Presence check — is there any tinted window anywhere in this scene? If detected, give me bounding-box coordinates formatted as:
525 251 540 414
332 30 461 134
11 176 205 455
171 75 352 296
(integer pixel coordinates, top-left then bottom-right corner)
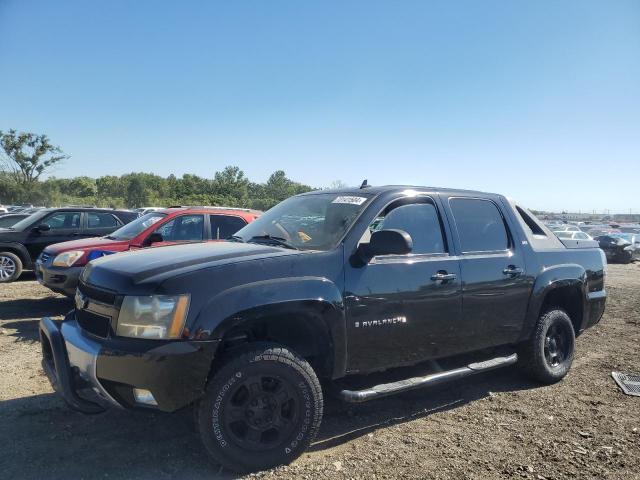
88 212 119 229
515 206 546 236
450 198 509 252
42 212 81 230
210 215 247 239
0 215 27 228
373 202 446 255
154 214 204 241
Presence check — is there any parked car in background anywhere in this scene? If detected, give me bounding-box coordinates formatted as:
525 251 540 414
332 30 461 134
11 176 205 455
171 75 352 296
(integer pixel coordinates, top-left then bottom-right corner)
134 207 164 216
554 231 593 240
594 235 635 264
0 213 30 228
36 207 260 296
0 206 8 214
619 225 640 234
608 233 640 261
2 206 45 215
0 208 138 283
551 225 582 233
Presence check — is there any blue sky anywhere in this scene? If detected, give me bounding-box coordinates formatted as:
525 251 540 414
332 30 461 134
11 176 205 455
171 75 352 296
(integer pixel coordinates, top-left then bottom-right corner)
1 1 638 212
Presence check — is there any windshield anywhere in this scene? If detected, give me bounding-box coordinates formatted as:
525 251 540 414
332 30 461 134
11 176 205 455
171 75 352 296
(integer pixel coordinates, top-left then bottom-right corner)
7 210 49 231
233 193 373 251
107 212 166 240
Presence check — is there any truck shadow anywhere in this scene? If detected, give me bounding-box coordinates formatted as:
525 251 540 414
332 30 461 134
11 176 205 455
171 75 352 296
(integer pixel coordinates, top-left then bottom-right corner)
0 367 537 480
314 366 535 451
0 298 71 342
0 297 71 321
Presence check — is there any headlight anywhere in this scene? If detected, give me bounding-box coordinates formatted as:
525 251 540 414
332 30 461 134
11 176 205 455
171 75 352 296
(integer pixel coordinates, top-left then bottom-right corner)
116 294 190 339
52 250 85 267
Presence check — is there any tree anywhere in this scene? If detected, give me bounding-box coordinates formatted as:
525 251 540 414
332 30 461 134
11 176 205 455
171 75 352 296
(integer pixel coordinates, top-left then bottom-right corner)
0 130 68 187
69 176 97 197
212 166 249 206
329 180 348 189
124 176 150 208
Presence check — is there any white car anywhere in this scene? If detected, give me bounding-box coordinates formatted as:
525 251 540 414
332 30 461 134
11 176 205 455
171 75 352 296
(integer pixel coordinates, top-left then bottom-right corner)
134 207 163 216
551 225 582 233
555 231 593 240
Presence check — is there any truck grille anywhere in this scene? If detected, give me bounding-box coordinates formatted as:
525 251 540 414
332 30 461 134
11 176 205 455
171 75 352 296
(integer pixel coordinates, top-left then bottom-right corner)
77 309 112 338
78 281 117 305
75 281 119 338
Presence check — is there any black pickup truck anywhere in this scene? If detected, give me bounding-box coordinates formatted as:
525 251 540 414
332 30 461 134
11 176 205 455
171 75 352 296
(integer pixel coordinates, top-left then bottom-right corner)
40 186 606 472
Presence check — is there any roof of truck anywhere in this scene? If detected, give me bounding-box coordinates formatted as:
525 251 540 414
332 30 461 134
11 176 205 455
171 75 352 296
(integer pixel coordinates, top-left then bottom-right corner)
301 185 495 197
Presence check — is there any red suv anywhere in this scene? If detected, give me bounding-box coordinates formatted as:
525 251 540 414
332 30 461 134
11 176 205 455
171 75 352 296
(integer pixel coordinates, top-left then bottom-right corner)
36 207 260 296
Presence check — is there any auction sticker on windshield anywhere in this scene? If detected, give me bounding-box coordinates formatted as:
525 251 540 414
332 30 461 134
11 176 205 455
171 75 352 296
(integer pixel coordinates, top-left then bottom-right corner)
332 196 368 205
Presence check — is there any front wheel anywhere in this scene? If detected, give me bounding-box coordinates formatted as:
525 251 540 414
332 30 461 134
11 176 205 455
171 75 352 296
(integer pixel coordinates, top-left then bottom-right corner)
0 252 22 283
197 343 323 473
518 309 576 384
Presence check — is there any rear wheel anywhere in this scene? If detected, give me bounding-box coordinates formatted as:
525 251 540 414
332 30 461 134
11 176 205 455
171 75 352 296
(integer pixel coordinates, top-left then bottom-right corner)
197 343 323 473
518 309 575 384
0 252 22 283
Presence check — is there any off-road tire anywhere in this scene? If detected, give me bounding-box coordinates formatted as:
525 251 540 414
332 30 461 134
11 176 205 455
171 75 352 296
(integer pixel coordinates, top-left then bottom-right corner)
518 309 575 384
197 342 323 473
0 251 22 283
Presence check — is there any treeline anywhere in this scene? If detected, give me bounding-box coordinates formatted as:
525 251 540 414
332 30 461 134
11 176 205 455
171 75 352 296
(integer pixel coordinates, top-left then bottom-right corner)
0 166 314 211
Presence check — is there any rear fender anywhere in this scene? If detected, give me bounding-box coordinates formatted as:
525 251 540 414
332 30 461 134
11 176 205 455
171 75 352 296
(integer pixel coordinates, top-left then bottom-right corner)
193 276 347 378
519 264 587 341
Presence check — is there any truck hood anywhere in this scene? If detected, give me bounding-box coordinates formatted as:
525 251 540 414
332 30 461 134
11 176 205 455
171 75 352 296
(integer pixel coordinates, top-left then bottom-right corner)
43 236 130 255
81 241 299 292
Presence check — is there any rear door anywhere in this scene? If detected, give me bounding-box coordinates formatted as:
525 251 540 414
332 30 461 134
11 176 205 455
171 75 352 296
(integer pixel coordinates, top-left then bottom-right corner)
209 214 248 240
84 212 123 238
442 196 530 350
26 210 83 259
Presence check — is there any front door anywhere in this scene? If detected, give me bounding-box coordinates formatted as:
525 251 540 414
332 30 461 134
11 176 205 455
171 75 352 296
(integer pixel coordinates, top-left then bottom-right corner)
26 211 83 259
344 196 463 373
144 214 205 247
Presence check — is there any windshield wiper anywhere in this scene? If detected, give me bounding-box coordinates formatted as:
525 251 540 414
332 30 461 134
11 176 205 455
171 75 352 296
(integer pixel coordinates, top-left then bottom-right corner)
229 235 246 243
246 234 299 250
104 235 118 240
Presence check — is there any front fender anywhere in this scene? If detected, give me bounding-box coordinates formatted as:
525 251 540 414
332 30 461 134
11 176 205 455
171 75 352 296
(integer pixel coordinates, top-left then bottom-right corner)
519 263 587 341
194 276 347 377
0 242 32 268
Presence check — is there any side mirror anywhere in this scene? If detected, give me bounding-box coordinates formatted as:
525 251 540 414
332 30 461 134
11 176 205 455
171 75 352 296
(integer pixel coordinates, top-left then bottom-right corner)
36 223 51 232
353 229 413 265
144 232 163 246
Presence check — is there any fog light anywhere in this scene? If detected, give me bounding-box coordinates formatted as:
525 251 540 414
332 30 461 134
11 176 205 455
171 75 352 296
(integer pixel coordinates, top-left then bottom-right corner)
133 388 157 406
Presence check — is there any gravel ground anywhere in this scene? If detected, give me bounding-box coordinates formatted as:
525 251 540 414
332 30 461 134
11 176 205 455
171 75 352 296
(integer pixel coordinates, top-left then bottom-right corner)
0 265 638 480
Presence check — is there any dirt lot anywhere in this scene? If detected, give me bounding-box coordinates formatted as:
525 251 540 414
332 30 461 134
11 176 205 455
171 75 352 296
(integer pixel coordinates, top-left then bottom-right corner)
1 265 639 480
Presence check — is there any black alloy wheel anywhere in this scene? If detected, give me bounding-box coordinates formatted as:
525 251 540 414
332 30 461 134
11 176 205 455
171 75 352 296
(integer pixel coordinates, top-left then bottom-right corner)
518 309 576 384
222 373 300 451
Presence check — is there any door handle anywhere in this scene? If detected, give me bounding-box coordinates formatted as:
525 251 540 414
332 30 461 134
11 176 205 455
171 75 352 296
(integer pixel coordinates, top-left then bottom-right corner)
431 271 457 282
502 265 524 276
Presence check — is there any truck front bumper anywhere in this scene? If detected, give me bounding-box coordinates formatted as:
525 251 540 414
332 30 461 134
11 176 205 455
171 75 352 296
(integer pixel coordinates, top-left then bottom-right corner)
39 313 220 413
